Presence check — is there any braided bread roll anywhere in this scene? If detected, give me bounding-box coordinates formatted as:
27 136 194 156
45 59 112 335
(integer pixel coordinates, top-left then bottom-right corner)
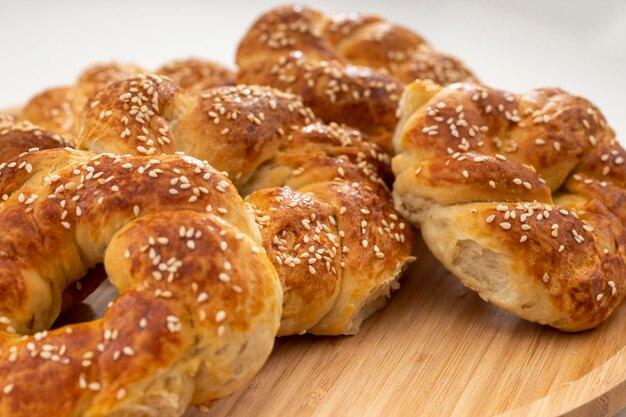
236 5 477 152
76 73 415 336
392 80 626 331
0 147 281 416
21 59 235 140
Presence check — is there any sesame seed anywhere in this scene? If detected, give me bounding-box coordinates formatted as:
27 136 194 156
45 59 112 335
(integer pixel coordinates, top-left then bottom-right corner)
499 222 511 230
116 388 127 400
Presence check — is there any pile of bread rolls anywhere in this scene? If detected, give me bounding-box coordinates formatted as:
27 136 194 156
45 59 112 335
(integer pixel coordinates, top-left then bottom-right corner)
0 4 622 417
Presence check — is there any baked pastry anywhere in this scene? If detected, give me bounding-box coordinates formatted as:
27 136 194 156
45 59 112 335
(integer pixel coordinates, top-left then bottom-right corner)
21 62 144 140
236 5 477 152
20 59 235 140
156 58 236 90
0 147 281 416
392 79 626 331
0 115 70 163
77 74 416 336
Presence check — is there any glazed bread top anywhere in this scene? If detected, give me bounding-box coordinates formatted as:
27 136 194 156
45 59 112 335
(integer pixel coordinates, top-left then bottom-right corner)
392 79 626 331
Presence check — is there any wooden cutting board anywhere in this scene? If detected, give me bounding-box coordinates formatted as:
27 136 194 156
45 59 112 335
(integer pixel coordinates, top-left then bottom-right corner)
57 233 626 417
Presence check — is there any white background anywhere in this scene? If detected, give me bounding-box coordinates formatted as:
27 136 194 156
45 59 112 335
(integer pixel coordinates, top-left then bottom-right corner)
2 1 626 414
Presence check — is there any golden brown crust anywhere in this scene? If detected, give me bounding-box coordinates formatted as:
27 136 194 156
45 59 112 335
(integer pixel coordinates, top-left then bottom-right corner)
21 87 81 138
323 13 477 85
21 63 145 139
300 180 415 335
0 149 281 416
4 73 415 414
156 58 236 90
0 148 91 203
77 62 146 97
246 187 340 335
236 5 338 64
172 85 315 184
20 59 236 140
77 73 180 157
3 50 416 416
77 78 415 337
238 52 401 152
0 119 70 163
393 80 626 331
394 152 552 208
236 5 477 151
420 200 624 331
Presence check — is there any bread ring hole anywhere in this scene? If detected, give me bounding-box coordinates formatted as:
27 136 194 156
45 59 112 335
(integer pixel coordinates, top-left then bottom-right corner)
52 264 119 328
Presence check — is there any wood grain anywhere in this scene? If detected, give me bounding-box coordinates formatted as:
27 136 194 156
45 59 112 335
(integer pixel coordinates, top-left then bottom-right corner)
57 234 626 417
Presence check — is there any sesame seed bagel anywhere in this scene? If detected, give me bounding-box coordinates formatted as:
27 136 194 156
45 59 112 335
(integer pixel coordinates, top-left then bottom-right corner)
76 73 415 336
21 59 235 140
236 4 477 152
392 79 626 331
0 148 282 416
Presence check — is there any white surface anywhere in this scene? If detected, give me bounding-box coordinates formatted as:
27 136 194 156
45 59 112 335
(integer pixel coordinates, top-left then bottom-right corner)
1 0 625 141
2 1 626 415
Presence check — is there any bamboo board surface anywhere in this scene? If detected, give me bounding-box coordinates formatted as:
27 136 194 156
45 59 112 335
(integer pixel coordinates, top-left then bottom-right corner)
57 234 626 417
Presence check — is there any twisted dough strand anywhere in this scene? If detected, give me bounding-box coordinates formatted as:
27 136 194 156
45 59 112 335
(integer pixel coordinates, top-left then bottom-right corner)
0 115 70 163
0 148 281 416
393 80 626 331
77 73 415 336
21 59 235 140
236 5 477 152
